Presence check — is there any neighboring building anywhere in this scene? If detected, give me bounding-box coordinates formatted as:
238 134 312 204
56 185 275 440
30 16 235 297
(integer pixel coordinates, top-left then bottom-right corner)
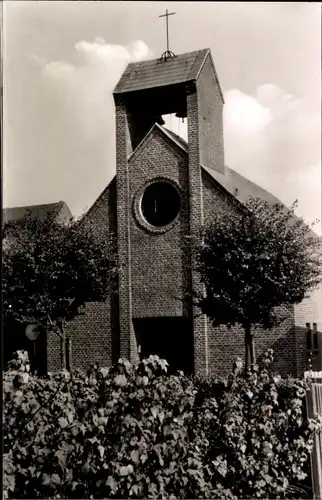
3 201 72 371
3 201 72 226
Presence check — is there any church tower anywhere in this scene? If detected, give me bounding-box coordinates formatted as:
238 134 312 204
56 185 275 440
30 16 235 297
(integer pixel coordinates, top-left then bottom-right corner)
113 48 225 375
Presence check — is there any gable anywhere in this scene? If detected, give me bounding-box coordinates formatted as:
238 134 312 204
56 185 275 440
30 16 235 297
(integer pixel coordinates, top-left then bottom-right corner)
80 176 117 237
128 123 187 165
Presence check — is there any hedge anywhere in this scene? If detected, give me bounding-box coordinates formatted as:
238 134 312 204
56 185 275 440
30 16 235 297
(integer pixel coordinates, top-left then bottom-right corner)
3 349 322 499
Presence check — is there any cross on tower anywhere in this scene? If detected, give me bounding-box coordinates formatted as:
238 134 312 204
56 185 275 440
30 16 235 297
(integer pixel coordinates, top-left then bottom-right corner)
159 9 176 61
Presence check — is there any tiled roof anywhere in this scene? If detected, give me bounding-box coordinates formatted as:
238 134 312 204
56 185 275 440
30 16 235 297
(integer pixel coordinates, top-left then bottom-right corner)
3 201 65 224
201 165 282 207
157 125 317 237
159 125 189 153
159 125 284 207
114 49 209 94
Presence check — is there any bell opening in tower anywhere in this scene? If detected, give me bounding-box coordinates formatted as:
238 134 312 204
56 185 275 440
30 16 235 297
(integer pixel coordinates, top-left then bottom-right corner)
161 114 188 143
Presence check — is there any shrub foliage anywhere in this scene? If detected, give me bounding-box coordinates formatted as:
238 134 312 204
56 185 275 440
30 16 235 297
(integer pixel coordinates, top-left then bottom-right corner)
4 350 322 499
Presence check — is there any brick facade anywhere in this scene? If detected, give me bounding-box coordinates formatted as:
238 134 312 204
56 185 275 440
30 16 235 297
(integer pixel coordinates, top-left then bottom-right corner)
197 54 225 175
129 131 190 319
44 48 321 378
47 179 119 373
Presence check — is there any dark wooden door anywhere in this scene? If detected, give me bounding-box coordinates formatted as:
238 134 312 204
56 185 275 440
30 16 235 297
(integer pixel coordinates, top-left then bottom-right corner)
134 317 194 375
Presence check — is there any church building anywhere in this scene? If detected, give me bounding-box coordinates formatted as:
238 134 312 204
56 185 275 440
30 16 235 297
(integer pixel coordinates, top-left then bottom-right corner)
46 47 320 377
5 48 321 377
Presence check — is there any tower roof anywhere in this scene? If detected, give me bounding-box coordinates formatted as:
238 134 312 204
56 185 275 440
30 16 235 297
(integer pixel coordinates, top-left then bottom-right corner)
114 48 212 94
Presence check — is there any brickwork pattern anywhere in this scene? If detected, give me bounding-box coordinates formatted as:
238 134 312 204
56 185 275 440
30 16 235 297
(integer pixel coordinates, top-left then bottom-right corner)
129 130 191 319
202 170 302 377
197 55 225 175
186 85 208 375
114 95 139 364
46 179 119 373
295 285 322 332
48 50 321 379
208 312 297 378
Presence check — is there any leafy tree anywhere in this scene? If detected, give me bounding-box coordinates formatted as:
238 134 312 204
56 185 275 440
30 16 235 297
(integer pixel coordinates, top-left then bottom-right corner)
3 214 117 370
195 198 322 372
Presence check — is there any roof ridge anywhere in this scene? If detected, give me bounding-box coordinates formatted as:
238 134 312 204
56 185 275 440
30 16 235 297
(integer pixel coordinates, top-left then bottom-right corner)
113 48 213 94
125 48 206 67
3 201 63 211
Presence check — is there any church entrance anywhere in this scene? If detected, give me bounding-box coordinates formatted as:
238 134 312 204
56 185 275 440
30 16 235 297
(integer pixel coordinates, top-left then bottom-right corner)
133 317 194 375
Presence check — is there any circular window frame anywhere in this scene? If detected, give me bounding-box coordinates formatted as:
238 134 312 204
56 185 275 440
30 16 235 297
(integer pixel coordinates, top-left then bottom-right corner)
133 177 182 234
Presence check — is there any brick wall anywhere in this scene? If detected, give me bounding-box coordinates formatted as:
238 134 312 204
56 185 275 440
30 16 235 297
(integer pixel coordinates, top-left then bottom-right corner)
207 313 297 378
294 284 322 332
114 95 139 364
186 83 208 375
197 54 225 175
129 129 191 318
294 285 322 375
202 170 299 377
47 179 119 373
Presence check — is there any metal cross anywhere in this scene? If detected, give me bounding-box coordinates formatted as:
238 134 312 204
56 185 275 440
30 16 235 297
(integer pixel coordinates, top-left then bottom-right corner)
159 9 176 54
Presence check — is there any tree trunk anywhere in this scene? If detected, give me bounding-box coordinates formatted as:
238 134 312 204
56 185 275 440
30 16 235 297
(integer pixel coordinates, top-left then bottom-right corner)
250 331 256 369
245 324 256 373
66 337 72 371
59 323 66 371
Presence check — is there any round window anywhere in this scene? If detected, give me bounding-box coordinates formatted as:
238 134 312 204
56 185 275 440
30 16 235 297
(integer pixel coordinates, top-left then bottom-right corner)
141 181 181 227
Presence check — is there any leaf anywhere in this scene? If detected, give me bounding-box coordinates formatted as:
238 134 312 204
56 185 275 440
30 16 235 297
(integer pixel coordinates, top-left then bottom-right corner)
41 474 51 486
67 410 74 424
121 464 134 476
106 476 117 491
158 410 165 424
240 444 247 454
58 417 68 429
213 457 227 477
113 374 127 387
130 449 139 464
263 474 273 484
98 445 105 459
163 425 172 437
55 449 67 466
4 474 15 492
151 406 158 419
51 473 61 485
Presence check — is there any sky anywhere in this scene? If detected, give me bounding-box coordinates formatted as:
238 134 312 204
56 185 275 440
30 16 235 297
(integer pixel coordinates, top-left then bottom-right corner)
3 1 321 232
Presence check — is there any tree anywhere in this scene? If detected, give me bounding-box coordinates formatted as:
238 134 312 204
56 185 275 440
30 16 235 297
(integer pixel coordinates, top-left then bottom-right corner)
195 198 322 373
3 214 117 371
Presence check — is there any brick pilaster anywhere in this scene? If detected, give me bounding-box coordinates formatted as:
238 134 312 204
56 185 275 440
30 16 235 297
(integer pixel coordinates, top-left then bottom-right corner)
114 95 138 363
186 85 208 375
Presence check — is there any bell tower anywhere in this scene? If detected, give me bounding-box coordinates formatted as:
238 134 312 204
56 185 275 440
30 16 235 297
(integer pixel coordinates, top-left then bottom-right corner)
113 48 225 374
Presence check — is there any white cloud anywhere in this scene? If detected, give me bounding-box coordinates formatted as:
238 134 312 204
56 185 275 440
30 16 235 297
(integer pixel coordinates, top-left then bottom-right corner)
223 84 321 232
31 42 320 232
224 89 272 132
35 39 153 141
164 83 320 232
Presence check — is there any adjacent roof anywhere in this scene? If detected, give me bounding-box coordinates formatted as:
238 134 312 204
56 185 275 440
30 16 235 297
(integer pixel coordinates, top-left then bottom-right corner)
3 201 66 225
114 49 209 94
158 125 283 208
